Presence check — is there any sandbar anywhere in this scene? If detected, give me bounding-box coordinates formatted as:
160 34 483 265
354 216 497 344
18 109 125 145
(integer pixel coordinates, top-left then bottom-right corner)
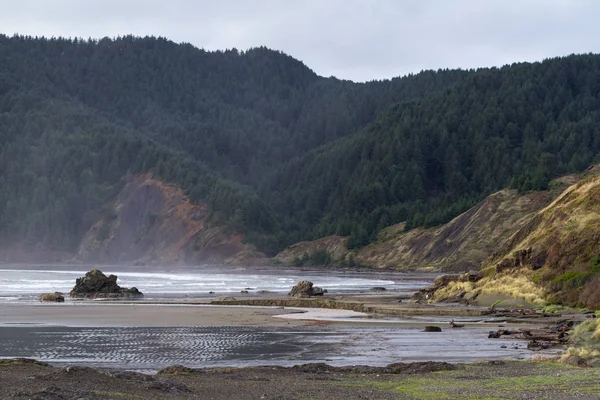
0 303 305 327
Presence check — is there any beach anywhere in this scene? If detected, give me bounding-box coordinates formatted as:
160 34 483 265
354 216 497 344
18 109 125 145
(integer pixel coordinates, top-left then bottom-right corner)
0 303 305 327
0 266 596 399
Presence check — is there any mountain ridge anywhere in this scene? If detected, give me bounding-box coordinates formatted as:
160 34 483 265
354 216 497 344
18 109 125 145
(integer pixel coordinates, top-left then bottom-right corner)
2 35 600 261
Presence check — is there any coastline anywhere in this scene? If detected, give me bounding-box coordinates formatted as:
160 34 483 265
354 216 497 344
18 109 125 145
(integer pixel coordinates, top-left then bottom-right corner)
0 294 596 398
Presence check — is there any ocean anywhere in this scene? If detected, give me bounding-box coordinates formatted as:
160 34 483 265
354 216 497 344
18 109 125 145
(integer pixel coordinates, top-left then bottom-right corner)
0 264 431 303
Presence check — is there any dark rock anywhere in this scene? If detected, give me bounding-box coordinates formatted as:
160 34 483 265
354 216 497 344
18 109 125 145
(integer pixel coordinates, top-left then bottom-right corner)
466 270 483 282
433 274 463 287
289 280 326 297
311 287 327 296
39 292 65 302
208 291 215 294
69 269 143 299
369 286 387 292
424 326 442 332
240 290 249 294
488 331 501 339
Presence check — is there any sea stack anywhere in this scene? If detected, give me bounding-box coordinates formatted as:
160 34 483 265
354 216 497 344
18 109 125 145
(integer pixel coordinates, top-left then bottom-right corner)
69 269 143 299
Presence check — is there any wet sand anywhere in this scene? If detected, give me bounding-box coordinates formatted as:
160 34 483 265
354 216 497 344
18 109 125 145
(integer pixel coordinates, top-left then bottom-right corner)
0 303 306 327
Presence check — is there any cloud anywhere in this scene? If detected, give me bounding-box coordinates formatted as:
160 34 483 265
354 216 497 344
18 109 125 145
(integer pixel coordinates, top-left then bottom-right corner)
1 0 598 81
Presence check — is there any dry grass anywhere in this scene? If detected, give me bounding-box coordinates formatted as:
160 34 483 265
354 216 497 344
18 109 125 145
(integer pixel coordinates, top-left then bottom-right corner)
432 281 475 301
476 274 546 305
561 319 600 366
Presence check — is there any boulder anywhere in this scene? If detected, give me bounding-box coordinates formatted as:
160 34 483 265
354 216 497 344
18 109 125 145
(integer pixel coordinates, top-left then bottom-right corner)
424 326 442 332
69 269 143 299
40 292 65 302
288 280 326 297
369 286 387 292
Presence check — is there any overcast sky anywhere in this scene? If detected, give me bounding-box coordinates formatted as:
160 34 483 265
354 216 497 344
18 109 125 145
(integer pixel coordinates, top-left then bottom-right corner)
1 0 598 81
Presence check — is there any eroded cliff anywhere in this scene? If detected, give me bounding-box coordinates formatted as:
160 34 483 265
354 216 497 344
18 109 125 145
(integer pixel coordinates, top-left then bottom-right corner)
77 175 267 266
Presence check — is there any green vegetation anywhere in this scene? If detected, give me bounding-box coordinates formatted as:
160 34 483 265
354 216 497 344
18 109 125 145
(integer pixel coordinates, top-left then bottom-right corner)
562 319 600 366
2 34 600 256
292 249 333 267
347 362 600 399
551 271 593 288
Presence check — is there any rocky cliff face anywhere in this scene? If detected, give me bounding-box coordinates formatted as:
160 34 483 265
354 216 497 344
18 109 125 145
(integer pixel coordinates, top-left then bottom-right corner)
77 174 267 266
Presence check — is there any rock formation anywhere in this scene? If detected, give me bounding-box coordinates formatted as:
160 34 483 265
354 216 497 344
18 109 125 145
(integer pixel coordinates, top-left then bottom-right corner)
288 280 326 297
69 269 143 299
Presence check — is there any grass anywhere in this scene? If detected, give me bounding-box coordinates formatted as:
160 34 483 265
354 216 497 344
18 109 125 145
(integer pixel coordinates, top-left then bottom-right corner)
344 362 600 399
431 270 547 306
551 271 592 287
561 319 600 366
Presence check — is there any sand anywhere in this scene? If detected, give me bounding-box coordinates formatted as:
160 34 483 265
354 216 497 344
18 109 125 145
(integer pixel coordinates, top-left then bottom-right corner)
0 303 306 327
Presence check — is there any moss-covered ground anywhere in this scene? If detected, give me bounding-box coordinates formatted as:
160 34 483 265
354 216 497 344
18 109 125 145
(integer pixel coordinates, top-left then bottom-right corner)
346 361 600 399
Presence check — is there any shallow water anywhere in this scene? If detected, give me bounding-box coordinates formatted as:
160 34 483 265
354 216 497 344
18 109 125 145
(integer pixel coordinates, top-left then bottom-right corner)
0 325 553 371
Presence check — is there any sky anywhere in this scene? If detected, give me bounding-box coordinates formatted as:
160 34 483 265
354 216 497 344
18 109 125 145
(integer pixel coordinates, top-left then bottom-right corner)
1 0 598 82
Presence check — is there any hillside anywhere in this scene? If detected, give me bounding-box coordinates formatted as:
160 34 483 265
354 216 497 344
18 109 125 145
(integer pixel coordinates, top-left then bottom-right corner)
0 34 466 257
355 187 568 271
265 55 600 247
2 35 600 262
77 174 267 266
273 177 574 270
429 166 600 309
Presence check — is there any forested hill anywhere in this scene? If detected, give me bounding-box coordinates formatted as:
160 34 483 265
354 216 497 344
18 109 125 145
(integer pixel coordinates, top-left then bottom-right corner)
266 55 600 247
1 34 599 260
0 34 465 255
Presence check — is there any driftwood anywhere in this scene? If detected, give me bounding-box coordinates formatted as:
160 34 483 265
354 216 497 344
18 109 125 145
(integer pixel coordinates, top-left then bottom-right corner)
449 320 464 328
488 320 575 347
